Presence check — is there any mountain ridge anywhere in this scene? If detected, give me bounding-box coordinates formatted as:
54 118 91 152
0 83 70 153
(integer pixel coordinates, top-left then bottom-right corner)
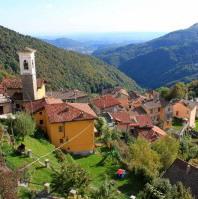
94 24 198 88
0 25 140 92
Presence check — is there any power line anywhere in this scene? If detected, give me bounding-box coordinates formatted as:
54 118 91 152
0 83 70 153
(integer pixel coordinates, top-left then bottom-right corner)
19 123 93 171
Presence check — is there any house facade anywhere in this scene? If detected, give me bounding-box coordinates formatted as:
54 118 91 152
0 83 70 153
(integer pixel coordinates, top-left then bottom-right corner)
25 100 97 154
91 95 121 115
172 100 197 128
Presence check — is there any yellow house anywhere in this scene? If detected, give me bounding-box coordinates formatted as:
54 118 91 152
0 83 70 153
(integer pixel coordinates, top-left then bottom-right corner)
24 97 63 132
172 100 197 128
24 99 97 155
44 103 97 155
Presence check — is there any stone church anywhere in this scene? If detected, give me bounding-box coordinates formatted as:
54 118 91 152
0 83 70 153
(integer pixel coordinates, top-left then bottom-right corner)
0 47 46 114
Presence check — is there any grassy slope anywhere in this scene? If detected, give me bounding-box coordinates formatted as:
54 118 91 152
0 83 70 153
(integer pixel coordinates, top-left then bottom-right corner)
1 136 140 198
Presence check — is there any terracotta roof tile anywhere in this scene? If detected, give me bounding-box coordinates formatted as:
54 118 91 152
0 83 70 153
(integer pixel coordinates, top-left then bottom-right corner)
24 97 63 113
117 98 129 108
111 111 132 124
45 103 97 123
92 95 120 109
1 78 45 89
134 115 153 128
46 89 87 100
137 126 167 142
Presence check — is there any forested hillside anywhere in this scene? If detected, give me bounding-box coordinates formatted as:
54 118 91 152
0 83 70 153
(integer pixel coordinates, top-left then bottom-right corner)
0 25 140 92
94 23 198 88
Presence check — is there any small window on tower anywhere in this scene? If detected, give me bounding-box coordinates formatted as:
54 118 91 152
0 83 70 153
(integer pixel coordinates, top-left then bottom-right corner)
23 60 29 70
32 60 34 67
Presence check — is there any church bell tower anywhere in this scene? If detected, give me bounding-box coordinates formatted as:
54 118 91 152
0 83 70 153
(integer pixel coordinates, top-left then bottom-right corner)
18 47 37 101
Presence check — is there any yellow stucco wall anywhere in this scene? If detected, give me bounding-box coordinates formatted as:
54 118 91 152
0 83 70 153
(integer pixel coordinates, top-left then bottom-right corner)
37 84 46 99
46 120 95 154
32 109 95 154
33 109 47 132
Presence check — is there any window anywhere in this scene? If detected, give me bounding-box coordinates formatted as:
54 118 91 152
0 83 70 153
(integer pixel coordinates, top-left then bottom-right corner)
158 108 160 112
39 111 42 115
60 139 63 144
58 126 63 132
0 106 3 115
150 109 153 114
23 60 29 70
176 111 179 116
39 120 43 125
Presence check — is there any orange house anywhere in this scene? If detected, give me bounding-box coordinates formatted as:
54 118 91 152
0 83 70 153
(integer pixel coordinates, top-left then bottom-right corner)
24 97 63 132
172 100 197 128
25 99 97 155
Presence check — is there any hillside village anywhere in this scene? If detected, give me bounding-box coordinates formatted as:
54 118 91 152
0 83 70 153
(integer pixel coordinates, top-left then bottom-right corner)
1 48 198 198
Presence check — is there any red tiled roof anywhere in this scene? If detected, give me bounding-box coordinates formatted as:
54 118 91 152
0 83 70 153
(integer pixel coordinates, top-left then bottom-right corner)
24 97 63 113
117 98 129 108
111 111 132 124
46 89 87 100
1 78 45 89
138 126 167 142
67 103 97 117
45 103 97 123
92 95 120 109
134 115 153 128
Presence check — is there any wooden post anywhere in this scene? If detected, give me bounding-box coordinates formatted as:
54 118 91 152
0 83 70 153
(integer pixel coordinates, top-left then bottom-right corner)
27 149 32 158
44 183 50 194
45 159 50 168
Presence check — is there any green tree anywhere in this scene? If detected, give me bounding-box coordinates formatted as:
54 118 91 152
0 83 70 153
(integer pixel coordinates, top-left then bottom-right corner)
13 112 36 141
171 182 194 199
137 178 194 199
129 138 161 180
95 117 108 133
51 163 90 197
157 87 170 99
167 82 187 100
152 136 179 170
90 178 120 199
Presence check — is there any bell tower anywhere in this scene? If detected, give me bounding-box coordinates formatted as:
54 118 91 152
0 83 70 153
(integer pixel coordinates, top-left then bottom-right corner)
18 47 37 101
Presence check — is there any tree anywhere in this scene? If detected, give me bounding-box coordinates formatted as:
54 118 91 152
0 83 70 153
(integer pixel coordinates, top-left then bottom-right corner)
129 138 161 181
90 178 120 199
137 178 194 199
51 163 90 197
13 112 36 141
0 155 19 199
137 178 172 199
171 182 194 199
157 87 170 99
95 117 108 133
152 136 179 170
167 82 187 100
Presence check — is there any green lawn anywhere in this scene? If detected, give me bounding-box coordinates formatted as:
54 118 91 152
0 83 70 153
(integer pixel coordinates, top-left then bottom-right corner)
1 136 140 198
194 120 198 131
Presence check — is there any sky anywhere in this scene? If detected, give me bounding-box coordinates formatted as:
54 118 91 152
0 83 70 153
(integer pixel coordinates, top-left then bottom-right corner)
0 0 198 35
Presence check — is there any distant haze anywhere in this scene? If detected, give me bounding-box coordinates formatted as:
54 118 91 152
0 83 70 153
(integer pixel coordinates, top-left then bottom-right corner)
38 32 166 43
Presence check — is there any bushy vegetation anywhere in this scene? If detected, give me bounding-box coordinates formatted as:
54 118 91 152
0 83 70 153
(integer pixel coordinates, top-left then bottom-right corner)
13 112 36 141
137 178 194 199
0 25 140 92
157 80 198 100
51 162 90 197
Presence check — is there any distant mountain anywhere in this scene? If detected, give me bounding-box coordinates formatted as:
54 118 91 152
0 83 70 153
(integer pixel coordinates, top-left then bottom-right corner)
43 37 136 54
94 24 198 88
43 38 93 54
0 25 140 92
